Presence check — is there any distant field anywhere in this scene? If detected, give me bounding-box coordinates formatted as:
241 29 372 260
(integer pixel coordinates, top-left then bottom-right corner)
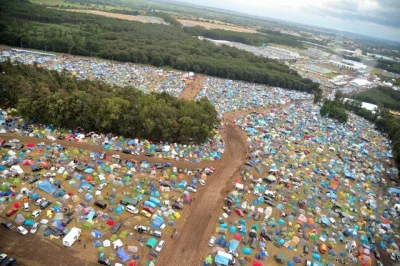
64 9 165 24
178 19 257 33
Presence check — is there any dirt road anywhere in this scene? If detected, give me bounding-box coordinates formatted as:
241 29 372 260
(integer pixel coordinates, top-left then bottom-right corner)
179 75 205 101
157 121 249 266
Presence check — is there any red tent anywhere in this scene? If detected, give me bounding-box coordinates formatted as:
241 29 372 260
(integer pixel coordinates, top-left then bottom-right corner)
234 233 241 240
129 261 136 266
106 220 115 226
27 143 35 148
13 202 21 208
253 261 263 266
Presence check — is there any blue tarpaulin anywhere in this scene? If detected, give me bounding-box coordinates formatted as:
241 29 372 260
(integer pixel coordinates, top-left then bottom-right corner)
229 240 239 252
116 248 130 262
38 180 57 194
215 252 230 266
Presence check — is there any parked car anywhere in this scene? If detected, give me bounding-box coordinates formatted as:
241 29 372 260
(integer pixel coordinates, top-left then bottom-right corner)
126 205 139 214
111 223 122 234
134 225 149 233
97 258 111 266
250 237 257 249
222 207 231 215
0 256 16 266
149 230 162 238
0 254 6 263
35 198 44 206
17 226 28 235
94 200 107 209
186 186 197 193
39 200 52 210
209 236 216 246
234 208 245 217
172 202 184 210
30 223 39 234
143 206 155 214
6 208 18 217
155 240 165 252
1 221 15 230
140 210 152 218
97 183 107 191
61 217 73 227
31 209 41 218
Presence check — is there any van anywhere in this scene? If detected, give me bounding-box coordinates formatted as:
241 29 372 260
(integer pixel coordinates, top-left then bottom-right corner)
24 202 30 212
94 200 107 209
126 205 138 214
264 190 276 199
319 244 327 254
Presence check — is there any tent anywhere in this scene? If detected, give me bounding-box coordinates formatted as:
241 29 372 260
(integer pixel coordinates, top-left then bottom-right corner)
214 251 233 266
38 179 57 194
117 248 130 262
146 238 157 248
229 240 239 252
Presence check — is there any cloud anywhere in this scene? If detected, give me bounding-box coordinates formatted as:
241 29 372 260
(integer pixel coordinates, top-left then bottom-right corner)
302 0 400 28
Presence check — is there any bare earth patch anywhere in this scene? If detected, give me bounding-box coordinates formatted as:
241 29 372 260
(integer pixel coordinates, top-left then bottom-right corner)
178 19 257 33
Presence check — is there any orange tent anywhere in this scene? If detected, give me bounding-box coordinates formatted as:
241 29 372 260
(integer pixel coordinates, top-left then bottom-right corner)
331 183 338 190
308 217 315 225
178 173 185 179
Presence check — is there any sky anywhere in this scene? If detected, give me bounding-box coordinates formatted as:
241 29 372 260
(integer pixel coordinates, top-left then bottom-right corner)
178 0 400 42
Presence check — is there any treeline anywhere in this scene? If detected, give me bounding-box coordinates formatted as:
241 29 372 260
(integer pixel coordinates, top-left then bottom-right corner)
0 61 218 143
375 59 400 74
184 26 304 48
320 93 399 173
320 100 348 123
0 0 319 94
353 86 400 111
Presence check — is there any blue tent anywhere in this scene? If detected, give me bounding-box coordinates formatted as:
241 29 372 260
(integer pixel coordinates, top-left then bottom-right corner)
215 253 230 266
151 217 164 229
388 188 400 195
84 168 94 174
91 230 102 238
116 248 130 262
229 240 239 252
38 179 56 194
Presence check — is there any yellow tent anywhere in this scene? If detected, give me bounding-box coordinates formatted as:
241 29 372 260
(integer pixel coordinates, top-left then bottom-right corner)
174 212 181 219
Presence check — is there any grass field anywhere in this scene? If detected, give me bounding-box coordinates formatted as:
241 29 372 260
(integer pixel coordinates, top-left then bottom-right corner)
64 9 165 23
178 19 257 33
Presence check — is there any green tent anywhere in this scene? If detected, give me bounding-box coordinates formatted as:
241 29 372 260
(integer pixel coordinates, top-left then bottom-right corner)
82 220 94 230
146 238 157 248
205 255 213 264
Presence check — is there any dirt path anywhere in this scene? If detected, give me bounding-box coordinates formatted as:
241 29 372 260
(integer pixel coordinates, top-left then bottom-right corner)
157 121 249 266
179 75 204 100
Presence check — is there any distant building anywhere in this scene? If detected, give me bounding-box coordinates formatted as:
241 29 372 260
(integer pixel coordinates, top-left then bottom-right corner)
307 48 330 59
329 59 367 72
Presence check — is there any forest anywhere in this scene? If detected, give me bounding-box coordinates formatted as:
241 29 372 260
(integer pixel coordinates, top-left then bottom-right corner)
375 59 400 74
184 26 305 48
0 61 219 143
0 0 319 94
353 86 400 111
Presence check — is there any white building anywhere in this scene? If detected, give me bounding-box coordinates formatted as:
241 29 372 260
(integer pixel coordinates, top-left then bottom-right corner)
329 59 367 72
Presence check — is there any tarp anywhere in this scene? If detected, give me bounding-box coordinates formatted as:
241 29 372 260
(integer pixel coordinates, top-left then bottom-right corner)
116 248 130 262
215 251 232 266
38 179 57 194
229 240 239 252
